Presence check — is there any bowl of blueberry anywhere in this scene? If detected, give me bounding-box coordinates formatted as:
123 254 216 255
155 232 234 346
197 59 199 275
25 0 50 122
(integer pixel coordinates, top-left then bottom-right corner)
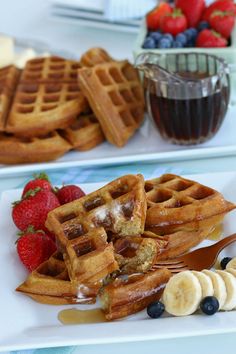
133 0 236 66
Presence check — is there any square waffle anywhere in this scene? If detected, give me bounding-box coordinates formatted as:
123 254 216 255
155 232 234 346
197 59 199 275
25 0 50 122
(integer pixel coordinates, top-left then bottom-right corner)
80 47 114 67
99 268 171 320
78 60 145 147
0 65 20 130
145 174 236 235
45 174 147 248
0 131 71 164
62 113 105 151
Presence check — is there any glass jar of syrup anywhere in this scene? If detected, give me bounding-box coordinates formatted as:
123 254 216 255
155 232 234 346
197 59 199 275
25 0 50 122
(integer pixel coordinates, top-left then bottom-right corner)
136 53 230 145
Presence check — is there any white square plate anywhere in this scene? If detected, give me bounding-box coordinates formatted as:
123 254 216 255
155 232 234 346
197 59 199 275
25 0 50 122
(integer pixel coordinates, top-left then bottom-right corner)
1 105 236 177
1 171 236 352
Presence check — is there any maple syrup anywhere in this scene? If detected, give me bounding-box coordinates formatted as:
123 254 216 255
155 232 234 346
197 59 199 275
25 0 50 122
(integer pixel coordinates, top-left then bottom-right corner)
58 308 107 325
207 224 223 241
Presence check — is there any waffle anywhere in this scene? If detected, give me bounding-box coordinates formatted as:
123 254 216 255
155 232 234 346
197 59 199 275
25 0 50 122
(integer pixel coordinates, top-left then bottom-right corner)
62 113 105 151
145 174 236 235
0 65 20 130
6 81 88 137
99 268 171 320
78 60 145 147
114 236 166 274
20 56 82 83
80 47 114 67
0 131 71 164
16 252 96 305
46 174 147 249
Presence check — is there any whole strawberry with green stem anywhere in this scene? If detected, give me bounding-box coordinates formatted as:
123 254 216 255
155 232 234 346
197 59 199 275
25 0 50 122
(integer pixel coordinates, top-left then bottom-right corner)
146 2 173 30
22 172 52 198
209 10 235 39
160 8 187 36
196 29 227 47
56 184 86 205
202 0 236 22
12 187 60 232
16 226 57 271
175 0 205 27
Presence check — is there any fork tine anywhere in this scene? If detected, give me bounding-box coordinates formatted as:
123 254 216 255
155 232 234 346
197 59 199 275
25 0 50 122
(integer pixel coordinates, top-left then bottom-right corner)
152 262 186 270
154 259 184 266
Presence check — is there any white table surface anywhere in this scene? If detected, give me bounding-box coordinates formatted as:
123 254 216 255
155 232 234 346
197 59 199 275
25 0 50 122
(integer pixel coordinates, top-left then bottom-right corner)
1 1 236 353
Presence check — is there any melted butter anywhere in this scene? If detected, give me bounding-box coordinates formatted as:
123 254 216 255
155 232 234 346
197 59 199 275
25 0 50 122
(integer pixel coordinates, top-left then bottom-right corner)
207 224 223 241
58 308 107 325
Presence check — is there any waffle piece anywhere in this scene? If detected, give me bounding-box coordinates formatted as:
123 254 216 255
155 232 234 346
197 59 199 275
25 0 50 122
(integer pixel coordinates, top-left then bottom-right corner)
6 81 88 137
145 174 236 235
0 65 20 130
16 252 96 305
0 131 71 164
78 60 145 147
45 174 147 249
80 48 114 67
62 113 105 151
64 227 118 285
20 56 82 83
99 268 171 320
114 236 166 274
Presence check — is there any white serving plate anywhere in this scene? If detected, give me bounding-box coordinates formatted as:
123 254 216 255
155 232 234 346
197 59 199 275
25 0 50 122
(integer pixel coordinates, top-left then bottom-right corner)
1 171 236 352
1 104 236 176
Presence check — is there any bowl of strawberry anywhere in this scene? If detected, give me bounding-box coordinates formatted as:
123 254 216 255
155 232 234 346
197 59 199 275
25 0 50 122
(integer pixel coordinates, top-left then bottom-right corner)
133 0 236 64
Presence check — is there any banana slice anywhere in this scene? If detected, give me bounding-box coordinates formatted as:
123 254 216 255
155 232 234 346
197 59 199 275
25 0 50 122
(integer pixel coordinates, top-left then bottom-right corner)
202 270 227 310
226 258 236 270
216 270 236 310
226 269 236 278
162 271 202 316
192 271 214 299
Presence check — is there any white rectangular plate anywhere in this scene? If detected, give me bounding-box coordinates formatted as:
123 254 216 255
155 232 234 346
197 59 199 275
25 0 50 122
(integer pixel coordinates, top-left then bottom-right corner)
1 105 236 177
1 171 236 352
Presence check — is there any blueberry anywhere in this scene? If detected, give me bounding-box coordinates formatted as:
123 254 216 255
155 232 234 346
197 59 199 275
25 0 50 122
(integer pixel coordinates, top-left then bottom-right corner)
200 296 219 315
186 39 196 48
198 21 210 32
150 31 162 43
220 257 232 270
185 28 198 40
142 37 156 49
172 40 184 48
158 38 172 49
147 301 165 318
175 33 188 46
163 33 174 44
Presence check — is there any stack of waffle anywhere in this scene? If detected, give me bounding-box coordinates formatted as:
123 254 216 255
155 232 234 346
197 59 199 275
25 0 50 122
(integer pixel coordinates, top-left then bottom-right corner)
0 48 145 164
17 173 236 320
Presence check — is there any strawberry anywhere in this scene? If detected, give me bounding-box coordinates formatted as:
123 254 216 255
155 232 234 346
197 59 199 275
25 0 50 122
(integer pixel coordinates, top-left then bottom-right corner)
175 0 205 27
202 0 236 22
209 10 235 39
160 9 187 36
196 29 227 47
16 227 56 271
22 173 52 198
57 185 86 205
12 188 60 232
146 2 173 30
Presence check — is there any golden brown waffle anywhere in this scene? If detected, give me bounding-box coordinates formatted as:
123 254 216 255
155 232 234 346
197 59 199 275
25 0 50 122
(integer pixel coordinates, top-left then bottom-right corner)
0 131 71 164
145 174 236 235
6 81 88 137
0 65 20 130
62 113 105 151
45 174 147 249
114 236 165 274
99 268 171 320
20 56 82 83
80 47 113 67
78 60 145 147
16 252 96 305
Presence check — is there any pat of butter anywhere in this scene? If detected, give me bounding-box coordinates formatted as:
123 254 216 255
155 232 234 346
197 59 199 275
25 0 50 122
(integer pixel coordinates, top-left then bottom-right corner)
14 48 37 69
0 34 14 68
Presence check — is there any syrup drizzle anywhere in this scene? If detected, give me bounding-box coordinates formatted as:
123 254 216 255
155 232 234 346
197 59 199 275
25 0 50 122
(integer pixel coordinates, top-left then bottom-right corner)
58 308 107 325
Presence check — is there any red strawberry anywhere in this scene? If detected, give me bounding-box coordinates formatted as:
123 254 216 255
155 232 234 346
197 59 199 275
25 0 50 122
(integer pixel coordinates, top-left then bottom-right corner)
202 0 236 22
57 185 86 205
12 188 60 232
160 8 187 36
175 0 205 27
209 10 235 39
22 173 52 198
146 2 173 30
16 227 56 271
196 29 227 47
